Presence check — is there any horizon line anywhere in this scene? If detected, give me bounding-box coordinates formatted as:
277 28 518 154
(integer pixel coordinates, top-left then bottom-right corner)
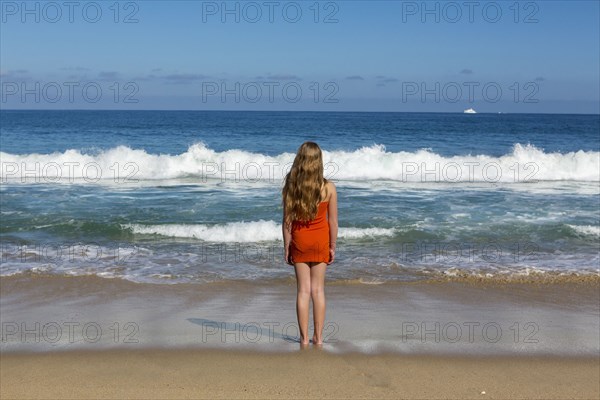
1 109 599 116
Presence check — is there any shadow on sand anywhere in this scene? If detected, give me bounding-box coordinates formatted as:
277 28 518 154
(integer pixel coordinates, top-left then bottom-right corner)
187 318 306 344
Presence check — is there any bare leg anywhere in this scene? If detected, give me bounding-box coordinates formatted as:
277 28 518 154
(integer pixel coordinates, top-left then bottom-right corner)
293 262 311 345
310 262 327 345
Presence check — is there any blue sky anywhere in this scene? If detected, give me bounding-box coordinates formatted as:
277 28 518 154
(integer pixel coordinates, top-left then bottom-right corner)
1 0 599 112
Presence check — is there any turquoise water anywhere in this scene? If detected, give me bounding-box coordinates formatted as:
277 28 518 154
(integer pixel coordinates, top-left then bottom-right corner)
1 110 599 283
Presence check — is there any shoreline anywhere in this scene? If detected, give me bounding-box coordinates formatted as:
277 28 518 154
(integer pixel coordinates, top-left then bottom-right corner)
2 275 598 357
2 348 599 399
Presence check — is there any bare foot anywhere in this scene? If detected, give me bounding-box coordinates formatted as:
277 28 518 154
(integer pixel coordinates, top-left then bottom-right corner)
312 335 323 345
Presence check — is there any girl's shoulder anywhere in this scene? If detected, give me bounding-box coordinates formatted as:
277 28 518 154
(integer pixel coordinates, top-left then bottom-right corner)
324 179 336 191
322 179 336 202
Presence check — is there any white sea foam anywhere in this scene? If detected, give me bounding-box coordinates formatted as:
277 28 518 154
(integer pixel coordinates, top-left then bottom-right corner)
1 142 598 183
568 224 600 238
122 221 396 242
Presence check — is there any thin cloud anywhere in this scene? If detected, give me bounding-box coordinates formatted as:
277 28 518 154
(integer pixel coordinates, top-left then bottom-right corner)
265 74 301 80
375 76 398 84
535 76 545 82
60 67 90 72
0 69 30 78
163 73 208 80
98 71 120 80
66 74 90 80
345 75 364 80
129 72 211 83
132 74 158 81
163 73 210 84
460 69 473 75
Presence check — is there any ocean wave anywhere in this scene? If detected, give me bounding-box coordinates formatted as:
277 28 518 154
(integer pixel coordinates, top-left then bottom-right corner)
2 240 598 285
1 142 598 183
567 224 600 238
122 221 396 242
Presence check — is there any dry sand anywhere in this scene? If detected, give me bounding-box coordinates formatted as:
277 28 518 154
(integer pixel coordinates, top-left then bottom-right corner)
1 348 598 399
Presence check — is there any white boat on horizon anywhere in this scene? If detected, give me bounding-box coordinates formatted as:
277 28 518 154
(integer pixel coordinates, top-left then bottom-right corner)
463 108 477 114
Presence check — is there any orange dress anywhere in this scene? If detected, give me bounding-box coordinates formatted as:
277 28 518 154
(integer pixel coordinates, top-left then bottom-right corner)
290 201 330 263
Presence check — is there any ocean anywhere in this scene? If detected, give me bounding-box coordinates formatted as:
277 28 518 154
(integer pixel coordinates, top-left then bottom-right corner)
1 110 599 285
1 110 599 355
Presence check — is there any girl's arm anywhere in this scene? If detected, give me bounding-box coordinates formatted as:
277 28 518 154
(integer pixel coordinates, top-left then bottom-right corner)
282 211 292 264
327 182 338 263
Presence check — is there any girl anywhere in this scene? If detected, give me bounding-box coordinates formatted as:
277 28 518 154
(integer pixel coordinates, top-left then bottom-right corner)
282 141 338 347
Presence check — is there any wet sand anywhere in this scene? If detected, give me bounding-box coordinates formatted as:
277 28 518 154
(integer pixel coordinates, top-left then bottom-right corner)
1 275 599 355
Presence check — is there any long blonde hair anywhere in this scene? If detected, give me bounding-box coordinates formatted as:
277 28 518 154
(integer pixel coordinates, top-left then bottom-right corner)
282 141 328 226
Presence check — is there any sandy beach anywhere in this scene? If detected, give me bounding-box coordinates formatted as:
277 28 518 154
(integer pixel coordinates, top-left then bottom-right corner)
1 275 599 399
2 348 598 399
2 275 599 355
